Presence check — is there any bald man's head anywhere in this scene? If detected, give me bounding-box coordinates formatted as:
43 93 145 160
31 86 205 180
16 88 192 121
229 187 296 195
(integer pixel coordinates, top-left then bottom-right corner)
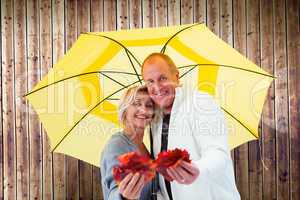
141 53 179 77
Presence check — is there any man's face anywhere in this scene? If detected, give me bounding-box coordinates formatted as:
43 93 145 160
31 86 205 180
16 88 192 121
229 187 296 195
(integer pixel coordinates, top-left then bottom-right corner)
142 57 179 113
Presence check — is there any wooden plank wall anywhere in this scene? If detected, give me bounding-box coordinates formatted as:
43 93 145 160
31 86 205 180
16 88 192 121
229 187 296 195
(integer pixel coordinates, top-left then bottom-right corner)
1 0 299 199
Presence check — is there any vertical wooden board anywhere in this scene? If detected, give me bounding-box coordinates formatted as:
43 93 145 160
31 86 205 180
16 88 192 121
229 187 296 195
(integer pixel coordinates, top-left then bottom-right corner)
232 0 249 199
193 0 206 24
78 0 90 34
104 0 116 31
39 0 53 199
274 0 290 199
0 1 3 199
168 0 180 25
220 0 234 162
155 0 167 26
129 0 141 29
66 0 77 45
14 0 29 199
27 0 43 199
92 169 102 200
207 0 219 35
52 0 66 199
180 0 193 25
90 1 104 199
246 0 263 199
1 0 16 199
287 0 300 199
91 0 103 32
142 0 155 28
117 0 129 30
77 1 93 199
65 1 79 200
220 0 232 45
260 0 276 199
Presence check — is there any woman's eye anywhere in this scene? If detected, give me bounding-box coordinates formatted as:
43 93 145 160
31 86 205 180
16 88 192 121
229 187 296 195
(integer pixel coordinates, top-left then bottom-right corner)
146 103 154 108
133 101 141 106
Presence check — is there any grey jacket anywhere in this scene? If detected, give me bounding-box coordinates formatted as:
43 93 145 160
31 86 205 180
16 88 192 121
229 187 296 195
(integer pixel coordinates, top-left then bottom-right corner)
100 132 152 200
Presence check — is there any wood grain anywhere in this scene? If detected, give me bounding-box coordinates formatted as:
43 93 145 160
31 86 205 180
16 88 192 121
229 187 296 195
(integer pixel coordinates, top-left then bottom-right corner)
168 0 180 25
247 0 263 199
27 0 43 199
274 0 290 199
15 0 29 199
194 0 206 23
232 0 249 199
287 0 300 199
260 0 276 199
207 0 219 35
142 0 155 27
52 0 66 199
155 0 167 26
2 1 16 200
39 0 53 199
0 1 298 199
180 0 193 24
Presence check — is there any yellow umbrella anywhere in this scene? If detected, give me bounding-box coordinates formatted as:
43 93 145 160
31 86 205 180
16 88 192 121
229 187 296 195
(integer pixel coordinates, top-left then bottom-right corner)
25 23 274 167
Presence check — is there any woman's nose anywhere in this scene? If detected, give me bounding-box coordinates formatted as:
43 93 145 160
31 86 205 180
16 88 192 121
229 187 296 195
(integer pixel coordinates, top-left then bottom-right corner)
138 105 147 113
139 105 152 114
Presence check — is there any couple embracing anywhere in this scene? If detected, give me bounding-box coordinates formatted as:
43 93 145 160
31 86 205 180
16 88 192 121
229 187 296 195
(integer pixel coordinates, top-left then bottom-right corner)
100 53 240 200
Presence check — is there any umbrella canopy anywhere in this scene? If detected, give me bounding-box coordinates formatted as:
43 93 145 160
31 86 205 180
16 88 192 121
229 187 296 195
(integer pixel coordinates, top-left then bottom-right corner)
25 23 274 167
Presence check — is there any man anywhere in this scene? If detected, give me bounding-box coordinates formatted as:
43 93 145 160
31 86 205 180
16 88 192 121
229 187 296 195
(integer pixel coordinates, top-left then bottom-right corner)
142 53 240 200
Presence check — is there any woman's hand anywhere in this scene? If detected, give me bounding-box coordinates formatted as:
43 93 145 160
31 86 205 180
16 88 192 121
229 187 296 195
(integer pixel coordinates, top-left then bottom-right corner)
119 173 147 200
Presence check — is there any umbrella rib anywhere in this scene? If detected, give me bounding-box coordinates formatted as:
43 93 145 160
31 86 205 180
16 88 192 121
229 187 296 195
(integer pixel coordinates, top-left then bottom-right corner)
101 71 141 76
178 64 275 78
51 80 141 153
84 33 142 84
100 72 126 87
107 98 120 101
220 107 258 139
177 63 260 139
160 23 202 54
179 65 198 78
125 50 142 85
24 71 141 97
84 33 142 67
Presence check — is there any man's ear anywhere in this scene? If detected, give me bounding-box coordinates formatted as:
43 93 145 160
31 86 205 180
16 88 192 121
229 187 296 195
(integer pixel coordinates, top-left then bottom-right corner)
175 70 180 83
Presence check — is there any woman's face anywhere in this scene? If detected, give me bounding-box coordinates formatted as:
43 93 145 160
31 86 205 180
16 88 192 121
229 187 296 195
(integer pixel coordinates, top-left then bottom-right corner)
124 91 154 130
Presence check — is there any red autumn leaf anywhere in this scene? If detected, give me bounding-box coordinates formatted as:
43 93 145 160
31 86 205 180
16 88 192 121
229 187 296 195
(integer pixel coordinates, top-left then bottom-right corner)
155 148 191 181
113 152 156 184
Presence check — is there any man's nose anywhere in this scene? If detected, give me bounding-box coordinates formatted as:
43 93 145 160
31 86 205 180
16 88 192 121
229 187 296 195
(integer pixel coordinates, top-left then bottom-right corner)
152 82 162 93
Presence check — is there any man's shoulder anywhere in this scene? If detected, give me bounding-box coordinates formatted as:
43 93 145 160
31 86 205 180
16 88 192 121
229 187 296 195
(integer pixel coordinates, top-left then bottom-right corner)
180 86 217 107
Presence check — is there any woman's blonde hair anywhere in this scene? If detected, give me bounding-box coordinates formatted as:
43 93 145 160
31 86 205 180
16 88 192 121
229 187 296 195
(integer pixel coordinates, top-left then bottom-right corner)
118 85 158 125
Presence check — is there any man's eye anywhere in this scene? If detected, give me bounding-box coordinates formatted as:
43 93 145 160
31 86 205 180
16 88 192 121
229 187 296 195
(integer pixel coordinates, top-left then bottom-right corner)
160 76 167 81
146 80 153 85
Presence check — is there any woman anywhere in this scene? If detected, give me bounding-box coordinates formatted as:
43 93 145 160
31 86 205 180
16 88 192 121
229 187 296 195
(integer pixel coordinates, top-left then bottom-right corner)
100 85 157 200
